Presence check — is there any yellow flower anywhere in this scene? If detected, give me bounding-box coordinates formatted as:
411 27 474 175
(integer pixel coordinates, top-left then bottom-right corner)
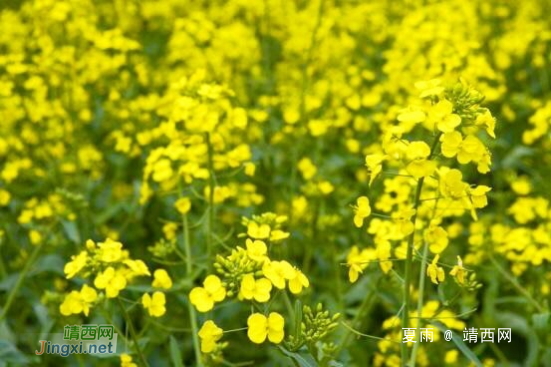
288 268 309 294
152 159 173 182
198 320 223 353
262 260 294 289
406 141 436 179
440 132 487 168
0 189 11 206
469 185 491 208
244 162 256 176
124 259 151 277
429 99 461 133
247 312 285 344
245 239 268 262
475 109 496 138
317 180 334 195
511 176 531 196
427 255 445 284
425 225 449 254
353 196 371 228
231 107 248 128
392 206 416 236
445 350 459 364
365 154 387 186
346 246 373 283
439 169 468 199
468 185 491 220
142 292 166 317
415 79 444 98
449 256 466 285
376 240 393 274
174 197 192 215
97 238 124 263
120 353 138 367
247 222 270 239
163 222 178 240
59 284 97 316
239 274 272 302
94 267 127 298
269 229 290 242
189 275 226 312
64 250 88 279
298 157 317 180
397 107 426 124
152 269 173 289
283 107 300 124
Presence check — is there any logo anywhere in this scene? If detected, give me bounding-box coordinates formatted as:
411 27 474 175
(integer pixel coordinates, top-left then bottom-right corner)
35 324 118 357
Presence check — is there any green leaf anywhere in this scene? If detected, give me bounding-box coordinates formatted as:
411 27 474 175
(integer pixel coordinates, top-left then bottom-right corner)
532 312 550 335
277 346 317 367
30 254 65 276
434 323 482 367
170 336 184 367
294 300 303 339
62 220 80 243
501 146 534 169
496 312 539 366
0 340 32 364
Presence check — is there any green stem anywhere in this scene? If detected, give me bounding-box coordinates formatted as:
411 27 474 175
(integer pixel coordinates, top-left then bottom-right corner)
282 291 296 329
401 133 441 366
401 178 424 365
341 322 400 344
489 255 543 312
0 237 7 279
183 215 192 275
99 304 129 346
410 195 441 366
337 277 380 355
0 241 44 321
187 300 202 367
117 298 149 367
205 132 215 267
179 183 203 367
409 238 429 366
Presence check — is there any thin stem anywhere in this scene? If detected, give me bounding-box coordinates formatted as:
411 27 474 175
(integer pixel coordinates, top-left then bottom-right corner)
371 212 392 219
179 182 203 367
410 193 441 366
337 277 380 355
341 322 400 344
117 298 149 367
0 237 7 279
489 255 543 312
183 215 192 275
409 238 429 366
401 178 424 364
0 241 44 321
99 304 131 350
223 327 248 334
205 132 215 266
282 291 296 331
410 308 478 320
148 318 191 333
400 133 441 366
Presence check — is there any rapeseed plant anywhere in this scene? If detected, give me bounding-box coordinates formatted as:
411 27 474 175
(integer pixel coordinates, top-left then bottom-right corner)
1 0 550 366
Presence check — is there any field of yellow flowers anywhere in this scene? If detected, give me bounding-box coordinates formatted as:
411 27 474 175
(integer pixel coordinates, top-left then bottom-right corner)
1 0 551 366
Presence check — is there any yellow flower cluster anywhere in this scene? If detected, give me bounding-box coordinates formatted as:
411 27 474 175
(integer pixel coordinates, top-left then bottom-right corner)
61 238 172 318
349 80 495 281
1 0 550 365
241 212 290 243
189 212 308 356
348 80 497 364
138 71 260 209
